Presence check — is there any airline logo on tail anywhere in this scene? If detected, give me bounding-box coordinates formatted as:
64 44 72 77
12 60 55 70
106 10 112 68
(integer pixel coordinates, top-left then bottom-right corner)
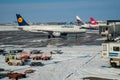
16 14 29 26
90 17 98 25
18 17 23 23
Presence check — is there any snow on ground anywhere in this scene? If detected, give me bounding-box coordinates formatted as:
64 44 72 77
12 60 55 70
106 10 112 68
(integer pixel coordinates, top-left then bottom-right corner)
0 26 18 31
0 45 120 80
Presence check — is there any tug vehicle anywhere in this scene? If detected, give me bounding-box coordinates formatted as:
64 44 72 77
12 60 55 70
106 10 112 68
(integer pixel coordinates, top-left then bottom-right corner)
24 69 35 74
8 72 26 79
41 55 52 60
19 52 30 61
102 42 120 67
30 50 52 60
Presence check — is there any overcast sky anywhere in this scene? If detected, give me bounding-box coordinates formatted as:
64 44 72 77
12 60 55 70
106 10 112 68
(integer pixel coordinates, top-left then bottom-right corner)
0 0 120 23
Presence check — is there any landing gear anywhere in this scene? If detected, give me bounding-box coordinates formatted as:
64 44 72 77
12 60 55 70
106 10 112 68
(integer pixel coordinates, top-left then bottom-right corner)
48 35 55 39
48 33 67 39
48 35 51 39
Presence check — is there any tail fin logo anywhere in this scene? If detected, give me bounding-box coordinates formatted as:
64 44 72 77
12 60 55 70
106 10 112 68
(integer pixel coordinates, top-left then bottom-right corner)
18 17 23 23
91 21 96 24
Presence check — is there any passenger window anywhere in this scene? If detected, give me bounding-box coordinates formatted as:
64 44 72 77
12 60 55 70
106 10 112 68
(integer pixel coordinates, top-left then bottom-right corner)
113 46 120 51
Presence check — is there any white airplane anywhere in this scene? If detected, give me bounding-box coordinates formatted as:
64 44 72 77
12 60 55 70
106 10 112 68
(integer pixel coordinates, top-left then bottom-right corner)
16 14 86 38
76 16 99 29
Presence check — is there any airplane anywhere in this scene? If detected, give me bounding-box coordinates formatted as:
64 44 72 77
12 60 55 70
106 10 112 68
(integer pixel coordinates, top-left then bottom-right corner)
90 17 107 26
76 16 99 29
89 17 98 25
16 14 86 38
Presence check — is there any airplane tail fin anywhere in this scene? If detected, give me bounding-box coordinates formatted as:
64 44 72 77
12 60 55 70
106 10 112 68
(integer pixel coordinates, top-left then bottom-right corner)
90 17 98 25
16 14 29 26
76 16 85 25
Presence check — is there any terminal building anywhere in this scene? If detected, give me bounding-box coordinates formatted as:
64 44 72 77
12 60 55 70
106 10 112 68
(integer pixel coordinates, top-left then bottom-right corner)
99 20 120 39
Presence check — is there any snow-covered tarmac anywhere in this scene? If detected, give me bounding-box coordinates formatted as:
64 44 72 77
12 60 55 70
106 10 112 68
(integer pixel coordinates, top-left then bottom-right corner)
0 26 18 31
0 25 120 80
0 45 120 80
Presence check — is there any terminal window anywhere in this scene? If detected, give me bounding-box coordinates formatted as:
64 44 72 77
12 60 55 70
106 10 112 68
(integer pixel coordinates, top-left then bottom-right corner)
113 46 120 51
103 45 107 51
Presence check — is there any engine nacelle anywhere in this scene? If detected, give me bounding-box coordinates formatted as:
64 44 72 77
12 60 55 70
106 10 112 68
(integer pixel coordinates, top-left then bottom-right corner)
52 32 61 37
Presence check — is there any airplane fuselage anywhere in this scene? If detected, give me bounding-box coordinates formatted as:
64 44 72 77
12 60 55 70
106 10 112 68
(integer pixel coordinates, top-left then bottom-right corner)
16 25 86 37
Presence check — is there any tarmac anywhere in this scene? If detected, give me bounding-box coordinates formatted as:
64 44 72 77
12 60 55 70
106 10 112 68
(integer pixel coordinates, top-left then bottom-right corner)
0 30 102 48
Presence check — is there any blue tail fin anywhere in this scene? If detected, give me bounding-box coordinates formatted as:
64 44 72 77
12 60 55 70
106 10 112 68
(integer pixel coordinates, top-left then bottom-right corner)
16 14 29 26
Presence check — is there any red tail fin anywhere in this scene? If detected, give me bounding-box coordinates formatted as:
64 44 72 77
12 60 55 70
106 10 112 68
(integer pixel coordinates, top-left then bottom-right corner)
90 17 98 25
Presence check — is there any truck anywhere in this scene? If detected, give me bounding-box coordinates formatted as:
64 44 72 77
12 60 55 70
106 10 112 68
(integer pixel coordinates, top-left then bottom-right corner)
102 42 120 67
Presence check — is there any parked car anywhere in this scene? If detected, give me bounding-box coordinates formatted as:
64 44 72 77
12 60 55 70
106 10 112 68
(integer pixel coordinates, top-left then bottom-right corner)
30 50 42 54
50 50 63 54
9 49 23 55
0 68 13 78
30 62 44 66
0 49 8 56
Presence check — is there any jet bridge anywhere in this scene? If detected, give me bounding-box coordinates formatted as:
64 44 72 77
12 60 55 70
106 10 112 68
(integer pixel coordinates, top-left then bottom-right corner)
99 20 120 38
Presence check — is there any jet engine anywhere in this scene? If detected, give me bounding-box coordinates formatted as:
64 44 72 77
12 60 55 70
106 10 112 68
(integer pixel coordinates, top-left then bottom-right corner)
52 32 61 37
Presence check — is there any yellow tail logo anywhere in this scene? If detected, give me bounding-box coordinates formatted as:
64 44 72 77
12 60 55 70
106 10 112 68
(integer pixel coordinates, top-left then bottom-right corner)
18 17 23 23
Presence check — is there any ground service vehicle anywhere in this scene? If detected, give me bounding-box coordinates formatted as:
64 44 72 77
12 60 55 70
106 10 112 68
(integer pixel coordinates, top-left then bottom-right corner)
24 69 35 74
30 61 44 66
5 54 25 66
50 50 62 54
8 73 26 80
9 49 23 55
41 55 52 60
7 59 24 66
30 50 42 59
31 50 52 60
102 42 120 67
0 68 13 78
0 49 8 56
20 52 30 61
